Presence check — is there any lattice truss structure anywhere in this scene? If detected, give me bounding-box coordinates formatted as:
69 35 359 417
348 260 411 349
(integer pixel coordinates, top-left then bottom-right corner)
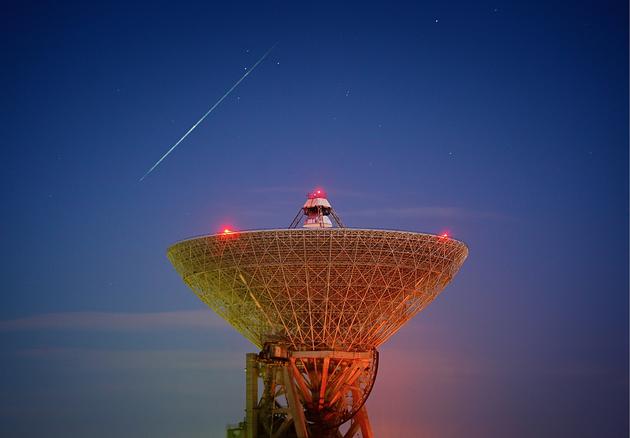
288 350 378 430
249 350 378 438
168 228 468 352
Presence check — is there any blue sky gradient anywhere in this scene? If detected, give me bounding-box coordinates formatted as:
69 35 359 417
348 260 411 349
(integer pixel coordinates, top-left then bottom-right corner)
2 0 628 436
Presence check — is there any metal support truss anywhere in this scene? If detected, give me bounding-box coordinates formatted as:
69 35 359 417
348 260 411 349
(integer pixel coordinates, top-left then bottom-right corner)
239 349 377 437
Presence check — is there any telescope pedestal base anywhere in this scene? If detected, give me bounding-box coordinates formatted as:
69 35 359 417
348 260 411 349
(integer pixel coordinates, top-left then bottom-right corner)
235 350 376 438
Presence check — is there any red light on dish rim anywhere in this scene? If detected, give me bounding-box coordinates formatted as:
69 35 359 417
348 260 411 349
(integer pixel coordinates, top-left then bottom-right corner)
219 225 237 236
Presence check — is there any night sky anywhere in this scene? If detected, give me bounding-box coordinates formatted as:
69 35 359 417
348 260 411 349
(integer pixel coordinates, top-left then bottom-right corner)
2 1 628 437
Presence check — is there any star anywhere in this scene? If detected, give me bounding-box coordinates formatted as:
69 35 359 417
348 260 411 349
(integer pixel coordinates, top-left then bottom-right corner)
435 18 439 23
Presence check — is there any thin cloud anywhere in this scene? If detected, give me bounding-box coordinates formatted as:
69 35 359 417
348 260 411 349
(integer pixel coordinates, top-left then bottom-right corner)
15 347 242 371
248 186 371 199
248 186 306 195
0 310 227 332
348 206 506 220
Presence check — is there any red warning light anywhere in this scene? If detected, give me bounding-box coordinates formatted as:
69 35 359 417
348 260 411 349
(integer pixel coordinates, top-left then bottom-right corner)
219 225 238 238
309 188 327 199
439 231 450 240
219 227 240 240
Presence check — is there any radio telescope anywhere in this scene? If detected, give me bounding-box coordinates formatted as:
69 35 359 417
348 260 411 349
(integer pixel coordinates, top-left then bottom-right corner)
167 189 468 437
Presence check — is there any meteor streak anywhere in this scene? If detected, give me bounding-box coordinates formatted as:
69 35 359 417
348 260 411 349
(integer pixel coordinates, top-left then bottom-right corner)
140 43 277 181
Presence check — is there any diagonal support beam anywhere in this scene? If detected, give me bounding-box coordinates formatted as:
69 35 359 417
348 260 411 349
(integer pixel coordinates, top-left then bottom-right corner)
282 366 309 438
